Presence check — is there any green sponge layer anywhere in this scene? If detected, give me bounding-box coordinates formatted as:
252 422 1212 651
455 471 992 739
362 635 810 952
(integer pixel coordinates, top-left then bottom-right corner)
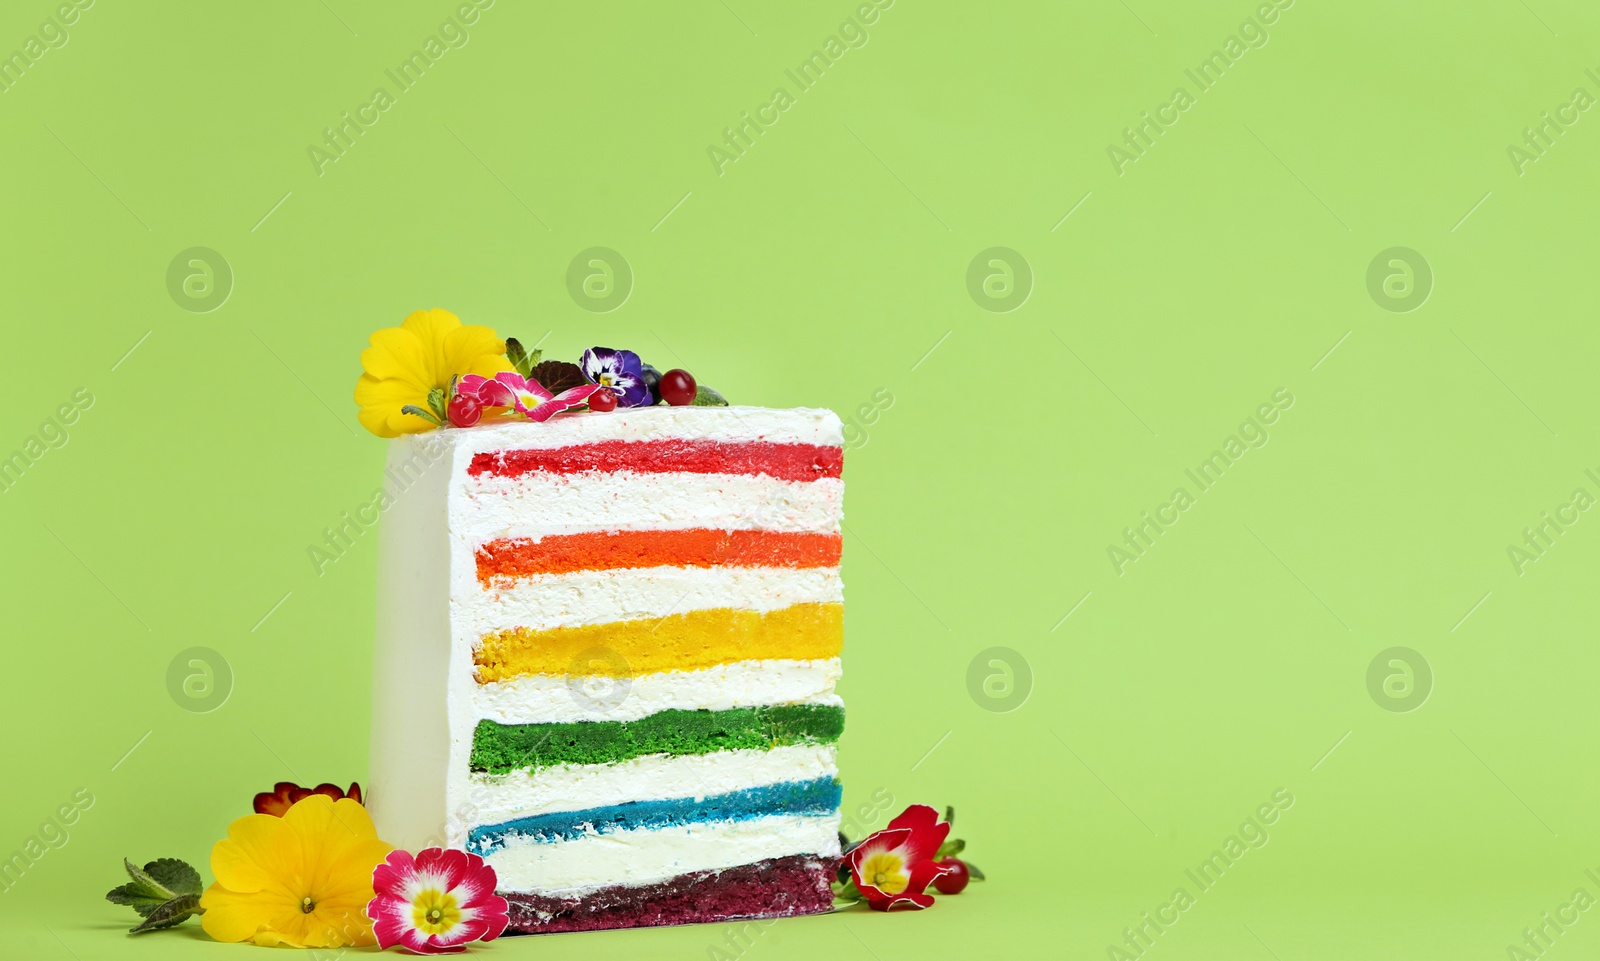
470 704 845 774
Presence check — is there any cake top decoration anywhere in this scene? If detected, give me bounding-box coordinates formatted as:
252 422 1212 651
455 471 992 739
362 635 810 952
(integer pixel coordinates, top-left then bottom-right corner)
353 309 728 438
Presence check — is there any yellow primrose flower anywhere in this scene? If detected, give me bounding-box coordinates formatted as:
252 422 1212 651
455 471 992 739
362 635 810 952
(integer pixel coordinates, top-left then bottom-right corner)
354 308 513 437
200 795 395 948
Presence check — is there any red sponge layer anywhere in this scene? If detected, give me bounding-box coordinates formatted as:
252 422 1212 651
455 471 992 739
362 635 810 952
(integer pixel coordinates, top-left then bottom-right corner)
502 854 835 934
469 439 843 483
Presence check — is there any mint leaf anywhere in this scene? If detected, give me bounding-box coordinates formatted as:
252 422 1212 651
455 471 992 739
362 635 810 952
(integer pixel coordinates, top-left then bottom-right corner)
105 883 167 917
831 878 865 904
426 388 448 421
505 338 540 379
945 805 955 825
935 838 965 860
691 385 729 406
141 858 200 896
964 860 986 881
108 858 205 932
129 894 202 933
107 858 180 915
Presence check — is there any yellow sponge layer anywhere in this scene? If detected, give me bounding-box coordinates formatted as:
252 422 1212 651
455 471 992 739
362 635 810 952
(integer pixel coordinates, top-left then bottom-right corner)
474 602 844 683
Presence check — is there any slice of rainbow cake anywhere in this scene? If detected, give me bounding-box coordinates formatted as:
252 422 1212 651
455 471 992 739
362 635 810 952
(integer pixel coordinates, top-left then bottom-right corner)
368 405 845 933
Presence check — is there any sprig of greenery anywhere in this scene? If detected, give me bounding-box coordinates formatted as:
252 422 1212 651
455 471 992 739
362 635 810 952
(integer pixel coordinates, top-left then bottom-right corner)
401 404 442 426
105 857 204 933
426 387 449 422
505 338 541 379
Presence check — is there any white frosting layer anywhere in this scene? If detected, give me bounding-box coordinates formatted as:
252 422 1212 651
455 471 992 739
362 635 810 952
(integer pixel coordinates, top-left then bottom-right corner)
472 659 843 725
461 566 842 636
464 744 839 825
459 472 842 542
486 812 843 895
445 405 844 455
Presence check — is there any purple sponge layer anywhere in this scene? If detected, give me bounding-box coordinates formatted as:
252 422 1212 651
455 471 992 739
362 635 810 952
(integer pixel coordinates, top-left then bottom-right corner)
503 854 835 934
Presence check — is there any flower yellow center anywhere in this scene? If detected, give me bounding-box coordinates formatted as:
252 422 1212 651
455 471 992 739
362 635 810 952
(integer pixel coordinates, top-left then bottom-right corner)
517 391 543 409
412 889 461 935
860 851 908 895
599 374 614 386
300 896 315 914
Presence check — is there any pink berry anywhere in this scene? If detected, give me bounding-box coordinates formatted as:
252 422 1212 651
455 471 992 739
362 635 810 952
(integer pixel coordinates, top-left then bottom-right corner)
447 393 482 427
660 369 697 406
588 388 618 412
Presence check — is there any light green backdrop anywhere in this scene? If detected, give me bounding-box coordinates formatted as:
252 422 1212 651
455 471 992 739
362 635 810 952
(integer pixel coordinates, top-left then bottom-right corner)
3 1 1599 958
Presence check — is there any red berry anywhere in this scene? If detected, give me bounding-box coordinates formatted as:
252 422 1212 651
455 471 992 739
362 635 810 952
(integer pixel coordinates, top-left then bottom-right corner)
447 393 482 427
660 369 697 406
933 859 970 895
588 388 618 412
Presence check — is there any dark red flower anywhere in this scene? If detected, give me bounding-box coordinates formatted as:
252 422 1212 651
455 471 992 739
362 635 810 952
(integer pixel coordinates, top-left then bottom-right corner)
845 804 956 911
252 781 363 817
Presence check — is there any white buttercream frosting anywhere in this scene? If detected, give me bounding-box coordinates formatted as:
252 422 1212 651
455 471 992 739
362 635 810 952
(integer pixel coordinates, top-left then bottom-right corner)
465 744 839 824
458 472 842 543
472 659 842 725
461 566 842 636
485 813 843 895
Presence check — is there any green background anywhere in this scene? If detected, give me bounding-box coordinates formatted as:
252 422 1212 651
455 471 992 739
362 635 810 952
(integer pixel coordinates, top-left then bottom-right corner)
3 0 1598 957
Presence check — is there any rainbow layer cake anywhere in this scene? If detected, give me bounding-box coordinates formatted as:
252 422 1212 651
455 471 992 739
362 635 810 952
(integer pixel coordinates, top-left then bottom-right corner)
367 405 845 933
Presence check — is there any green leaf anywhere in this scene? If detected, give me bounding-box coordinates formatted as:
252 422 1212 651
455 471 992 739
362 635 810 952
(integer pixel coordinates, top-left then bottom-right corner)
105 884 167 918
401 404 443 427
129 894 203 934
426 387 448 421
831 878 865 904
140 858 201 896
108 858 203 927
935 838 966 860
964 860 986 881
945 805 955 825
505 338 540 379
691 384 729 406
107 858 179 913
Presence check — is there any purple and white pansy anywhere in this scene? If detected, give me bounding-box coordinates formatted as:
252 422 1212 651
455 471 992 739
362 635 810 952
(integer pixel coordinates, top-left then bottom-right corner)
580 347 654 408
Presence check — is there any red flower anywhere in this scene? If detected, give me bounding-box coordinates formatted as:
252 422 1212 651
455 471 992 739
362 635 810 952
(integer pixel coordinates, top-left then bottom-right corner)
367 848 509 954
845 804 956 911
252 781 363 817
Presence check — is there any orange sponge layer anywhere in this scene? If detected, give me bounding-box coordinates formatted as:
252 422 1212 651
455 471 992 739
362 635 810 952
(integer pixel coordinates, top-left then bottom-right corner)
474 602 844 683
476 529 843 584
